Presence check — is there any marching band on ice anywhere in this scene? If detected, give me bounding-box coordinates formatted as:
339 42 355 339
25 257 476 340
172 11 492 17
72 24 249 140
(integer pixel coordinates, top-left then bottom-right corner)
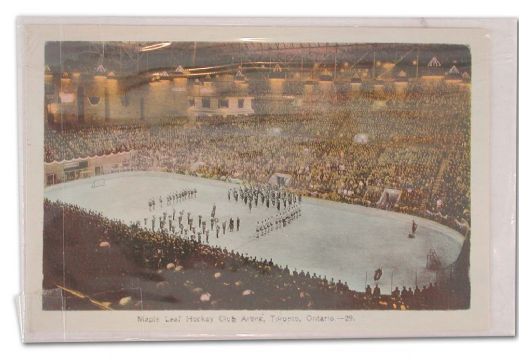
131 184 303 245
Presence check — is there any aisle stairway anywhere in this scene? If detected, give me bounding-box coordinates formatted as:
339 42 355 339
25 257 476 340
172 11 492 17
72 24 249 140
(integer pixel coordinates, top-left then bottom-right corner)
422 154 451 209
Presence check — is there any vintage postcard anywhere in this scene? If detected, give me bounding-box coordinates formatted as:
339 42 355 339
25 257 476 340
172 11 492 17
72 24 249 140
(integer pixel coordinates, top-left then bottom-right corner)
18 18 516 341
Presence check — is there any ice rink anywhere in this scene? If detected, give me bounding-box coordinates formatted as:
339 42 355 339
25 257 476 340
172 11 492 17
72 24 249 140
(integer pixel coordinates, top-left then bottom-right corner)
44 171 464 292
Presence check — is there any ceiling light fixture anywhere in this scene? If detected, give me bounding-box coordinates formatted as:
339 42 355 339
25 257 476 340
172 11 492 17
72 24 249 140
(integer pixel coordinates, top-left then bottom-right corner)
140 42 172 52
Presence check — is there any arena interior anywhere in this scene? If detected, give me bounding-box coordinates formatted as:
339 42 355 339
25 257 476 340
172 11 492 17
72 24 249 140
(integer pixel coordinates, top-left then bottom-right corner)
42 41 471 311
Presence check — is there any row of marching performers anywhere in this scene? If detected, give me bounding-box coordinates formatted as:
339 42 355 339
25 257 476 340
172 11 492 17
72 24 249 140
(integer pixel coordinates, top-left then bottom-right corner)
228 184 302 212
147 188 197 211
256 205 302 238
131 207 240 245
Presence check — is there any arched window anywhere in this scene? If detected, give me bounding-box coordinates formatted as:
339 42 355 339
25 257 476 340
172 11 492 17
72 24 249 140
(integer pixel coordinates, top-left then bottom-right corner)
88 96 101 105
218 98 229 108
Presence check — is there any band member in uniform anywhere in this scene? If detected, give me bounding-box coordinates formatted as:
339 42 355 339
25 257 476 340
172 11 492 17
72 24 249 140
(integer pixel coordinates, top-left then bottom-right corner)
373 284 381 299
365 284 372 296
409 220 418 238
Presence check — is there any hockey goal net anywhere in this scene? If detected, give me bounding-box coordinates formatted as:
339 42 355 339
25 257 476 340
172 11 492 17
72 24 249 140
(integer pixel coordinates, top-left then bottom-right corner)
91 179 106 188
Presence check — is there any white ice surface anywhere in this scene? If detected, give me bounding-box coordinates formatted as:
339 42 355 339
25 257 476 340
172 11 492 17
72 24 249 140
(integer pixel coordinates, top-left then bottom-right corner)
44 171 464 292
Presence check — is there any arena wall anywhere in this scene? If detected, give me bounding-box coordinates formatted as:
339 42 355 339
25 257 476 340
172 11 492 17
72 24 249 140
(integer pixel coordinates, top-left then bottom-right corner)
188 96 253 118
44 152 134 186
44 71 470 126
45 74 190 126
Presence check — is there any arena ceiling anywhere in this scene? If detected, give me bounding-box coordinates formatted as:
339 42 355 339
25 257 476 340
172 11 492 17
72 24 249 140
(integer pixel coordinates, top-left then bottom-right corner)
45 41 471 79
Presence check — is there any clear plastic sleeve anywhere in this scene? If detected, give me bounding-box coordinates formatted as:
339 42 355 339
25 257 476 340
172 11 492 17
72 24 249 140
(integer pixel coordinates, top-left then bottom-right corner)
17 17 516 342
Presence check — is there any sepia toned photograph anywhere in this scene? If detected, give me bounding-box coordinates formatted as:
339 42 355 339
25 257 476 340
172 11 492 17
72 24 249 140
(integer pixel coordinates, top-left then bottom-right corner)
40 40 473 312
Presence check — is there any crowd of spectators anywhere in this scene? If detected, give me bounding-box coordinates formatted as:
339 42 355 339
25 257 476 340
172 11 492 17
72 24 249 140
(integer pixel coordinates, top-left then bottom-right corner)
43 199 468 310
44 83 470 232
